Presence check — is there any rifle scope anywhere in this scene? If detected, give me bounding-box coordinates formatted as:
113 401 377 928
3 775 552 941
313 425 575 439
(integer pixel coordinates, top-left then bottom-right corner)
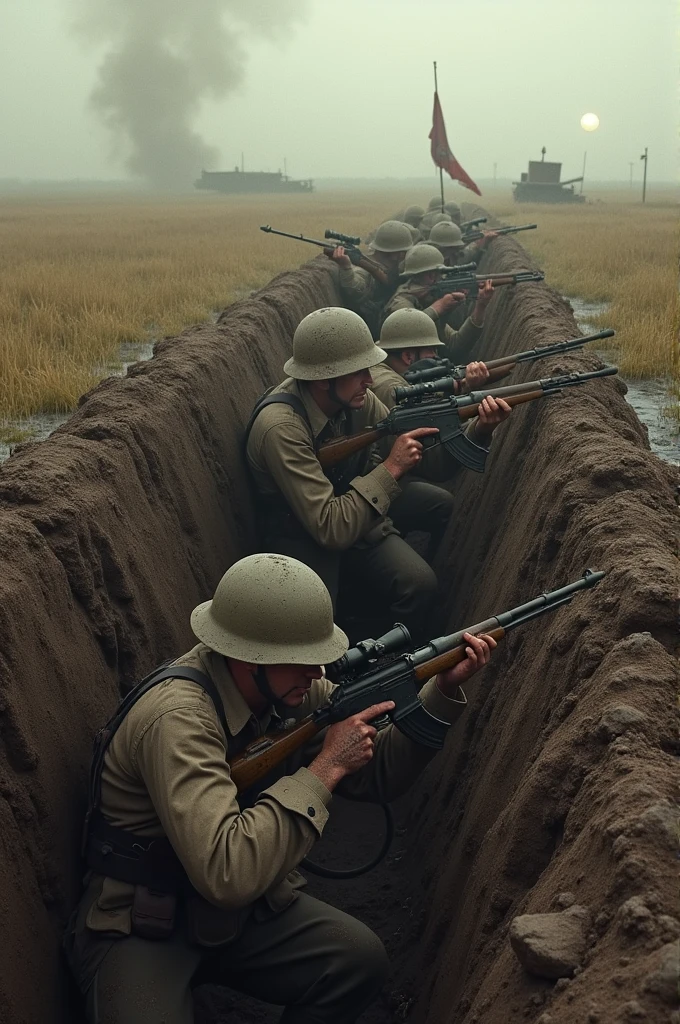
394 378 457 404
325 229 361 246
440 262 477 276
325 624 411 682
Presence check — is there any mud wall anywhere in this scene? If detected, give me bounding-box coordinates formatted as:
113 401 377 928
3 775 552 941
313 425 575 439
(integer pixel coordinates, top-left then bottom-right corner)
0 261 338 1024
394 237 679 1023
0 231 676 1024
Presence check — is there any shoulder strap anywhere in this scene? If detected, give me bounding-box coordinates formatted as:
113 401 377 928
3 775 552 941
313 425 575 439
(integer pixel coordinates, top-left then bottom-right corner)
86 665 228 826
243 389 312 453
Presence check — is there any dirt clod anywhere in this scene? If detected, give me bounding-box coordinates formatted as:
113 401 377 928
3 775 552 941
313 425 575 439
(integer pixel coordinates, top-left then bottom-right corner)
510 906 591 979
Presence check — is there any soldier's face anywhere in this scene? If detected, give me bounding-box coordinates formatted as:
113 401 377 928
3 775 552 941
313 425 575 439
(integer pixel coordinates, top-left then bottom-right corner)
331 369 373 408
265 663 323 706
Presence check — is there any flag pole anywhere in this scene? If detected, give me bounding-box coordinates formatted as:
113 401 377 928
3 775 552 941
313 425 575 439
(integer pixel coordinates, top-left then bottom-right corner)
433 61 445 212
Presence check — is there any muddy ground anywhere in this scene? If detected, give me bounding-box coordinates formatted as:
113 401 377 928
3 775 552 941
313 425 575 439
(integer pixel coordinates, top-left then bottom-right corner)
0 225 676 1024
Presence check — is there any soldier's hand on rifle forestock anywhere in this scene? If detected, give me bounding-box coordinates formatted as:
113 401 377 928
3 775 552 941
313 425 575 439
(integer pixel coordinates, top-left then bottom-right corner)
474 396 512 439
431 291 466 317
474 230 499 251
462 361 490 392
436 633 496 697
309 701 396 790
327 245 352 269
471 281 494 326
383 427 440 480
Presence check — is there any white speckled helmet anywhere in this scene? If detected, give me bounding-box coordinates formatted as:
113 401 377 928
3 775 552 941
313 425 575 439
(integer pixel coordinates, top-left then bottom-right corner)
371 220 414 253
428 221 464 248
191 553 349 664
400 244 448 278
284 307 387 380
379 308 444 350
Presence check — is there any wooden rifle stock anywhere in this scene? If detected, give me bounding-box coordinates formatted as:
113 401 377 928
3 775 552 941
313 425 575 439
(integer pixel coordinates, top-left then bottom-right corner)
457 389 544 419
229 716 321 793
413 626 506 682
317 427 386 469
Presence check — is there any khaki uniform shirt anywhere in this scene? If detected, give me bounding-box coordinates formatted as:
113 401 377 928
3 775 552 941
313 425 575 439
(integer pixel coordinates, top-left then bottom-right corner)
246 378 400 551
85 643 467 939
381 283 483 362
337 250 396 307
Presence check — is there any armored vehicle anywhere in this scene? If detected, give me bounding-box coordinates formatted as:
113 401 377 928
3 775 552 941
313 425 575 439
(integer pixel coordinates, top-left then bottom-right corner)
513 149 585 204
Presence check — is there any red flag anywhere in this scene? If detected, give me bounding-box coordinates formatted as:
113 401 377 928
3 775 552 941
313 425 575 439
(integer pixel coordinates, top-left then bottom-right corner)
429 92 481 197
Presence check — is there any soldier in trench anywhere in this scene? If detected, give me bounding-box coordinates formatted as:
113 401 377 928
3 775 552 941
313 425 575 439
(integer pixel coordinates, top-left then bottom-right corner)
66 552 496 1023
245 306 457 643
380 243 495 362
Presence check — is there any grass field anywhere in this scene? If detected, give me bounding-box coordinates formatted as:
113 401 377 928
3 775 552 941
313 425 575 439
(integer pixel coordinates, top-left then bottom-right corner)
0 185 676 424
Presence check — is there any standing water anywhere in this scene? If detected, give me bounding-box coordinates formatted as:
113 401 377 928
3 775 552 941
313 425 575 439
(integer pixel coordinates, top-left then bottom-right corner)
567 297 679 466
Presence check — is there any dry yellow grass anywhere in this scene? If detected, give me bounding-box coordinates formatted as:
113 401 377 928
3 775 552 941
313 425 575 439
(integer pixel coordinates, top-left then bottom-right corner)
0 191 400 421
0 185 675 423
479 187 679 382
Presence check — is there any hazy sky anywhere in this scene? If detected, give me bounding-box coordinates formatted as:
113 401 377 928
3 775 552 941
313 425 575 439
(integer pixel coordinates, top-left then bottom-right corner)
0 0 676 185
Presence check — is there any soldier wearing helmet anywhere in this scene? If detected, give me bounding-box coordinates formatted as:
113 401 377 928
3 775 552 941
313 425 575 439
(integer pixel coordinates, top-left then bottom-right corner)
418 210 452 240
328 219 412 334
245 307 455 639
380 244 495 362
67 553 496 1022
428 220 466 267
402 204 425 229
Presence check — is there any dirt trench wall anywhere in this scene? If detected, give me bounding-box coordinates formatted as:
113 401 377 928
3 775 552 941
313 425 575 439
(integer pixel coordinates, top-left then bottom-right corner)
0 261 338 1024
395 238 679 1023
0 231 677 1024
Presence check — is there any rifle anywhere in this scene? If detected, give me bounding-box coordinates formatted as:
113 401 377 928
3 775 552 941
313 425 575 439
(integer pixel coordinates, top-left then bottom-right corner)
325 229 361 246
260 225 390 286
427 269 545 300
462 223 538 243
318 366 618 472
228 571 605 791
404 329 616 385
459 216 487 231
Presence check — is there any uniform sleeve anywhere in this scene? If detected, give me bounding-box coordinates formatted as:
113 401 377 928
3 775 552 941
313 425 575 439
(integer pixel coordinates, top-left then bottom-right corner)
134 703 332 911
437 315 484 362
338 265 375 303
337 677 468 803
257 413 400 551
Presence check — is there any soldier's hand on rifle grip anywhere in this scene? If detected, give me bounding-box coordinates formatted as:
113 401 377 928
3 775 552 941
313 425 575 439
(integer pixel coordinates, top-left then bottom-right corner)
431 291 466 317
383 427 440 480
474 230 499 251
327 245 352 269
309 701 396 790
436 633 496 698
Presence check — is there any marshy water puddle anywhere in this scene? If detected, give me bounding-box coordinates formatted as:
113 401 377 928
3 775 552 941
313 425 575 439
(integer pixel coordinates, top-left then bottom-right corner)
0 339 155 462
566 297 679 466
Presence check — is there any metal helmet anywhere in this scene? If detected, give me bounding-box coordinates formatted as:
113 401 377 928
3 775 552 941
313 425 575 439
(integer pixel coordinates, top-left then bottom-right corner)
284 307 387 380
371 219 414 252
428 221 464 248
403 204 425 226
191 553 349 665
379 308 444 350
400 221 421 243
400 244 448 277
428 196 445 211
444 201 461 222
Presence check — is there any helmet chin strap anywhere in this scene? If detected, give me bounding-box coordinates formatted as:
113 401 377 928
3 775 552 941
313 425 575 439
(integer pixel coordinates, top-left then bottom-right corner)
252 665 279 706
328 379 354 410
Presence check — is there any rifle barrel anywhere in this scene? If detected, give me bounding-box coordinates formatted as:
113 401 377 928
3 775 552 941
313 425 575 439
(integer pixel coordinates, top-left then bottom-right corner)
483 328 616 370
411 569 604 679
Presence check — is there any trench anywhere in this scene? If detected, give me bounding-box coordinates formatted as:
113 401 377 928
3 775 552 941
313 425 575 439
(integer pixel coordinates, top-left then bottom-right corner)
0 229 676 1024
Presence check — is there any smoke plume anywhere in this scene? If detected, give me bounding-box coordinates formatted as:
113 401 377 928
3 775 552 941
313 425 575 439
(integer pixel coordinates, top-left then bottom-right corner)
73 0 307 189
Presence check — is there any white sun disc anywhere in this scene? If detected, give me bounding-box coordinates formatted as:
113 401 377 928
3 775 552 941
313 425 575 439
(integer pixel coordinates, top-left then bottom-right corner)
580 113 600 132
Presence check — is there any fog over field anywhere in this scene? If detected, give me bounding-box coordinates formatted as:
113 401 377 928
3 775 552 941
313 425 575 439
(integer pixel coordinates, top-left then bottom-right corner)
0 0 675 187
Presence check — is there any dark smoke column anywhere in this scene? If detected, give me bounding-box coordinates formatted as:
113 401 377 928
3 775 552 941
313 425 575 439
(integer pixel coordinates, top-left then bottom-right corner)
74 0 308 190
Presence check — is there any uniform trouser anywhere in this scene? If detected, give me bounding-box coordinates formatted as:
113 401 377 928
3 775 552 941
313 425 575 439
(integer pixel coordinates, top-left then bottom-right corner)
76 893 389 1024
266 480 454 642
